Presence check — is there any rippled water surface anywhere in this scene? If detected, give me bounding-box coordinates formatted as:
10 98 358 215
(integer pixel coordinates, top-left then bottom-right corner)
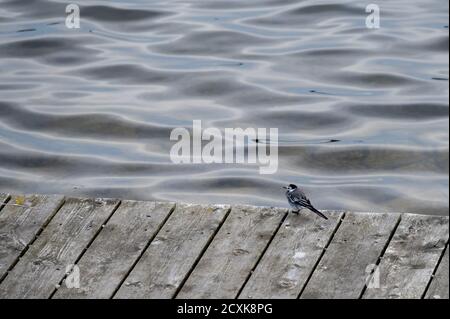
0 0 448 215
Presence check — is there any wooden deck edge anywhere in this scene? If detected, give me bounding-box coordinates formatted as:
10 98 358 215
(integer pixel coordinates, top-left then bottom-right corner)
2 193 442 217
0 193 447 299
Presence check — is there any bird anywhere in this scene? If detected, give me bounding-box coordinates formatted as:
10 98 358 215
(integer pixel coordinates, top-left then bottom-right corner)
282 184 328 220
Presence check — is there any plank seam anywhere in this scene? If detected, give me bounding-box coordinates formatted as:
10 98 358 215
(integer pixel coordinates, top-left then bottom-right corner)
0 194 12 213
358 213 402 299
0 196 66 285
49 198 122 299
297 211 347 299
110 202 177 299
235 209 289 299
421 240 449 299
172 205 233 299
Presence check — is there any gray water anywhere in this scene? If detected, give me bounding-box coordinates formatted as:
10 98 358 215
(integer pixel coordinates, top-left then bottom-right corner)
0 0 448 215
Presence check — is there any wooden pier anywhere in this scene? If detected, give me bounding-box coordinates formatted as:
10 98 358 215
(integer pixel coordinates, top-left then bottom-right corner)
0 193 448 299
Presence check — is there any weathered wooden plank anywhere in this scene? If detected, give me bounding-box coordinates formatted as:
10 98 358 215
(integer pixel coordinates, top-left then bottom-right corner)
115 203 230 299
0 194 64 281
300 212 400 299
0 193 9 206
53 200 175 299
239 211 344 299
0 197 119 299
176 205 287 299
363 214 449 299
425 246 449 299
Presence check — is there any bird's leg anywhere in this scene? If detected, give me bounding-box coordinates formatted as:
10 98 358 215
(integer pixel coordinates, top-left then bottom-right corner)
291 209 300 215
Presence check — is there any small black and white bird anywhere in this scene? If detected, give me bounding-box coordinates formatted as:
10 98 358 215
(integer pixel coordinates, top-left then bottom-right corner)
283 184 328 220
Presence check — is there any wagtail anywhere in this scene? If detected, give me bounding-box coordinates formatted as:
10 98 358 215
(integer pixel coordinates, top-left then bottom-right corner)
283 184 328 220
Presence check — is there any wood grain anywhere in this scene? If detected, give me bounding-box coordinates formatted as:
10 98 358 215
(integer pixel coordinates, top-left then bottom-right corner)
0 194 64 281
300 212 400 299
115 203 230 299
0 193 9 206
0 197 119 299
0 193 447 299
176 205 287 299
240 211 343 299
53 200 175 299
425 246 449 299
363 214 449 299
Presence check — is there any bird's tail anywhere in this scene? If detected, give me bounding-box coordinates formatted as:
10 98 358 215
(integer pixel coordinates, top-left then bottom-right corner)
309 206 328 220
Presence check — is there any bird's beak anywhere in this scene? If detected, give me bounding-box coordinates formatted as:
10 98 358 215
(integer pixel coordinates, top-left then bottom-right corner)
282 186 287 189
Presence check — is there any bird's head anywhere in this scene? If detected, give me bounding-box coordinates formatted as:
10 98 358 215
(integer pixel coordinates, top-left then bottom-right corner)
282 184 298 191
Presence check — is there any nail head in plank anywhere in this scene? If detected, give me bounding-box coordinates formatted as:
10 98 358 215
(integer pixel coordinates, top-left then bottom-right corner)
0 194 64 280
176 205 287 299
115 203 229 299
240 211 344 299
0 197 119 299
300 212 400 299
363 214 449 299
53 200 175 299
425 246 449 299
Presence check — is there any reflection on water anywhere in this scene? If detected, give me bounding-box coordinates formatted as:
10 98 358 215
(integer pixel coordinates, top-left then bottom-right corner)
0 0 448 215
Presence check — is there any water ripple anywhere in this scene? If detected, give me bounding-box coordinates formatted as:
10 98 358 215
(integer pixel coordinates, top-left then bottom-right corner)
0 0 448 215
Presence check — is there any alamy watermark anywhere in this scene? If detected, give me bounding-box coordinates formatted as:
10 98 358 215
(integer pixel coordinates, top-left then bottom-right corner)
65 4 379 30
64 264 80 289
170 120 278 174
366 4 380 29
365 263 381 289
65 4 80 29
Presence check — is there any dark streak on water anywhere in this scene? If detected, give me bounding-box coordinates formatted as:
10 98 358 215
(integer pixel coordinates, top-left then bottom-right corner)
0 0 448 215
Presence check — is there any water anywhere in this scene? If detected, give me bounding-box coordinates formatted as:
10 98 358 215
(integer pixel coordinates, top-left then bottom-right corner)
0 0 448 215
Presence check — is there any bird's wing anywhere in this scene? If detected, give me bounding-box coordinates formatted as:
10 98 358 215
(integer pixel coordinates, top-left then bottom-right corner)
287 190 312 207
289 190 328 220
